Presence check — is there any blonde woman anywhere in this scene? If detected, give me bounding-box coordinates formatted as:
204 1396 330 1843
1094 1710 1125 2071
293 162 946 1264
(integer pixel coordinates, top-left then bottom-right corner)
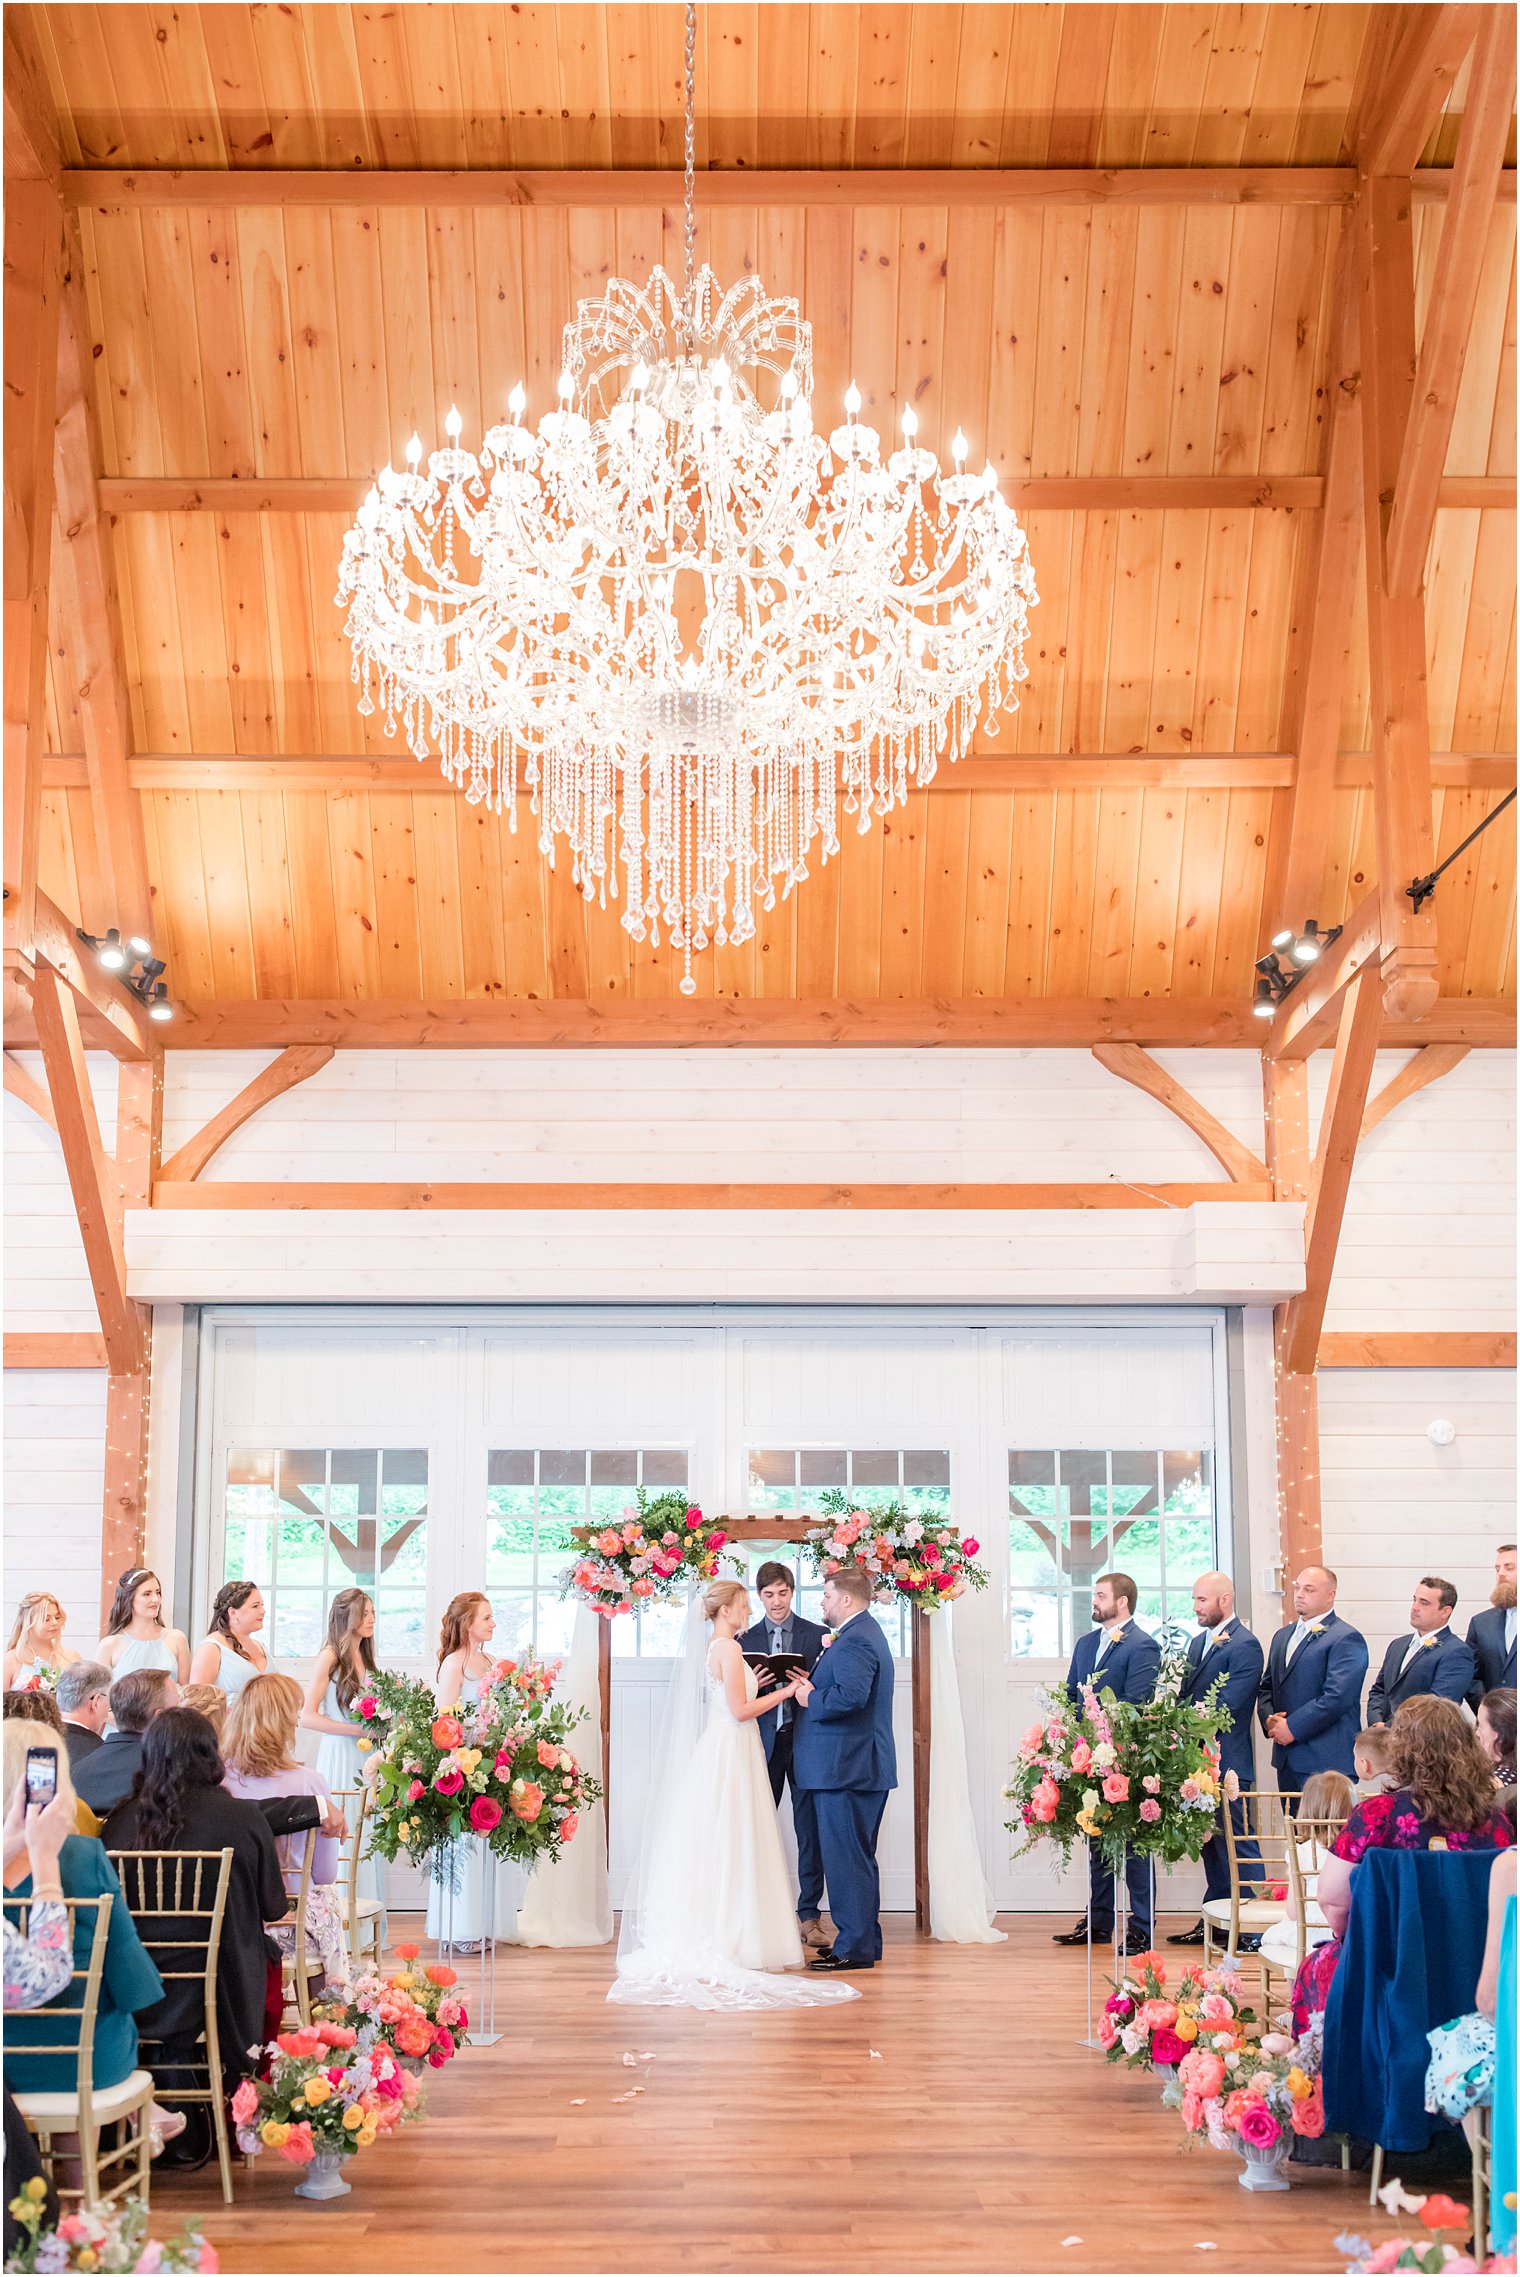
425 1593 518 1952
223 1673 350 1999
4 1595 80 1691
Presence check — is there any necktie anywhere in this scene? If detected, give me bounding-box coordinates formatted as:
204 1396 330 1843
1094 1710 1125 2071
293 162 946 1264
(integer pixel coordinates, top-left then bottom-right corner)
1400 1632 1425 1677
1507 1609 1516 1652
1095 1626 1119 1665
771 1626 788 1727
1285 1620 1308 1663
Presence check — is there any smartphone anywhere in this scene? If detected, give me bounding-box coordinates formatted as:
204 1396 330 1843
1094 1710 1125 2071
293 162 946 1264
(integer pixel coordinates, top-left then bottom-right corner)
24 1747 58 1808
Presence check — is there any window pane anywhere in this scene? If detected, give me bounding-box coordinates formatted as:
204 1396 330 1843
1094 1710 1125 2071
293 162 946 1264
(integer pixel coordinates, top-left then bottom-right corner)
486 1518 537 1591
852 1483 900 1512
532 1595 577 1661
275 1518 326 1591
902 1450 949 1487
536 1518 580 1562
1059 1450 1108 1516
538 1482 589 1517
490 1596 536 1658
590 1450 637 1486
1163 1514 1215 1586
379 1516 428 1587
329 1449 378 1517
589 1483 639 1517
1107 1451 1160 1518
904 1483 951 1518
796 1450 845 1491
487 1481 537 1517
270 1594 325 1658
278 1451 327 1516
540 1450 587 1488
641 1450 688 1488
376 1594 427 1660
1163 1450 1213 1513
850 1450 899 1488
636 1600 687 1658
1111 1516 1162 1589
223 1520 275 1589
227 1449 277 1517
1010 1592 1063 1659
488 1450 535 1488
749 1449 797 1489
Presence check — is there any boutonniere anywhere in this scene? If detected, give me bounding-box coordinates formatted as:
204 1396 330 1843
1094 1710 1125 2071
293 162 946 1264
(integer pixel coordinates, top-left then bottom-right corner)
819 1632 835 1651
1419 1634 1439 1650
1307 1623 1326 1637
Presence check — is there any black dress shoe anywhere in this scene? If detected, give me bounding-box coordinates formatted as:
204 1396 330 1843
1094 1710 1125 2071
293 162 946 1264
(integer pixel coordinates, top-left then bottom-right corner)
1235 1932 1263 1953
1121 1936 1154 1958
1167 1922 1207 1946
1052 1920 1111 1946
811 1952 873 1971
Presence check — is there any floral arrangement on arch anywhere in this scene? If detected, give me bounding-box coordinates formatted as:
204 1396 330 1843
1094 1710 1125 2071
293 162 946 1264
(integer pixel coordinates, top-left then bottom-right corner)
358 1654 597 1877
233 2021 422 2168
564 1489 730 1618
1002 1654 1225 1871
313 1944 467 2071
802 1489 988 1612
1100 1950 1255 2072
3 2185 216 2273
1169 2022 1324 2152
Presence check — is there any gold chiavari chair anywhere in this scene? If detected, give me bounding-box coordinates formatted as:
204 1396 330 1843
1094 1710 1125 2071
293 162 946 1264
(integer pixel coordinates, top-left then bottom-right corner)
107 1849 235 2207
279 1827 319 2026
1202 1789 1297 1974
332 1785 383 1972
1262 1813 1345 2008
1469 2100 1493 2271
8 1894 155 2213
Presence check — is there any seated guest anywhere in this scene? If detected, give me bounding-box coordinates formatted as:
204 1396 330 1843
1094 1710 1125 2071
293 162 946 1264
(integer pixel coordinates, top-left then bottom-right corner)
1257 1768 1353 1975
1466 1543 1517 1709
222 1673 350 1998
74 1669 179 1817
1476 1686 1517 1793
3 1773 76 2010
179 1683 227 1739
1367 1576 1476 1726
4 1593 79 1692
56 1662 112 1769
1354 1724 1395 1800
102 1708 290 2090
2 1690 64 1735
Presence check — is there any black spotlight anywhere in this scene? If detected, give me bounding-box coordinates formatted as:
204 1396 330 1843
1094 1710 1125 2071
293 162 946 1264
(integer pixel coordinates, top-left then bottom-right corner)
76 926 128 972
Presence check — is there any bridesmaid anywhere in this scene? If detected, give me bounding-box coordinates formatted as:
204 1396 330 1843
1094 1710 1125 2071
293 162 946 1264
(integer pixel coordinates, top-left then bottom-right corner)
96 1568 190 1685
188 1580 269 1706
425 1593 519 1952
4 1593 80 1691
300 1588 385 1935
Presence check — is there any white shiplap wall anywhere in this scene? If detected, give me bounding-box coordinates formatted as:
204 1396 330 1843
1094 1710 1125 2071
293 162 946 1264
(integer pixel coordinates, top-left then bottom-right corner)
3 1371 109 1648
5 1054 118 1331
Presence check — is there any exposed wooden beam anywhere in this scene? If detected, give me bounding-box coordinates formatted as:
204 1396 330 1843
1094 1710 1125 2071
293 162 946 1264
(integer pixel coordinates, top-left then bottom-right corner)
1360 1041 1471 1136
102 1058 159 1603
159 1044 335 1182
148 1179 1271 1212
22 888 151 1059
30 963 141 1372
63 164 1365 211
157 992 1516 1053
52 221 151 944
3 177 62 975
3 1047 54 1130
1319 1330 1516 1367
1090 1044 1269 1182
36 749 1518 794
1386 10 1518 595
1358 175 1442 1026
3 1331 109 1369
3 12 61 188
1356 6 1484 178
1284 967 1384 1372
1264 1055 1320 1582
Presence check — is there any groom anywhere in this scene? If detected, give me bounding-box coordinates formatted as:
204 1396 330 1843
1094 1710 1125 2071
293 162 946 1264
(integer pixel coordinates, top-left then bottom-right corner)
740 1562 831 1949
792 1565 897 1973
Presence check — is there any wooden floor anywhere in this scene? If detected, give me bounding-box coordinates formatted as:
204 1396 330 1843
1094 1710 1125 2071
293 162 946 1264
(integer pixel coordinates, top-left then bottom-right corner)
154 1914 1409 2275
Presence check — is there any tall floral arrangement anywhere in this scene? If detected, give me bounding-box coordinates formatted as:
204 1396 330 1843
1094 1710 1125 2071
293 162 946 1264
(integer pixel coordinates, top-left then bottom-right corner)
563 1489 730 1618
233 2022 422 2167
803 1489 987 1611
1100 1950 1254 2072
4 2186 216 2273
359 1652 597 1875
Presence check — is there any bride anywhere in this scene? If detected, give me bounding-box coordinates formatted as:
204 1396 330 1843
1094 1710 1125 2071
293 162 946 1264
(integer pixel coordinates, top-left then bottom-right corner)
609 1577 859 2010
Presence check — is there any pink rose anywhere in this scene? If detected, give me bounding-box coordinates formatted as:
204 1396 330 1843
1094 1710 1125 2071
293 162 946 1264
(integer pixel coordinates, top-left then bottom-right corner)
493 1749 514 1778
434 1768 464 1796
631 1577 656 1598
230 2079 259 2127
1235 2103 1281 2149
1181 2089 1204 2130
357 1696 378 1720
1181 2049 1226 2099
1198 1993 1234 2026
1179 1778 1200 1802
469 1795 502 1834
1097 2014 1118 2050
1139 2000 1178 2031
1142 1774 1161 1794
961 1538 980 1556
1151 2027 1189 2066
1030 1777 1060 1824
1289 2079 1324 2138
1139 1798 1162 1822
1102 1773 1130 1803
1070 1741 1093 1774
407 1778 425 1801
560 1812 580 1842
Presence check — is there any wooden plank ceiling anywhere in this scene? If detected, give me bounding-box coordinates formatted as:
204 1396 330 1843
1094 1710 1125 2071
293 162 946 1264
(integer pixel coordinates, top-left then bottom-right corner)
24 4 1520 1010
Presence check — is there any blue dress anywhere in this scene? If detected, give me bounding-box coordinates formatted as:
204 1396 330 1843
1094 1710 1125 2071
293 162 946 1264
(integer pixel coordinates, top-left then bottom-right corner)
314 1679 387 1940
1494 1892 1516 2257
4 1836 163 2092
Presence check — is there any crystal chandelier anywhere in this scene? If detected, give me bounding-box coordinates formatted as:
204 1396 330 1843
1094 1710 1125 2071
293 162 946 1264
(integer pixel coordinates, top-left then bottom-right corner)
337 4 1038 993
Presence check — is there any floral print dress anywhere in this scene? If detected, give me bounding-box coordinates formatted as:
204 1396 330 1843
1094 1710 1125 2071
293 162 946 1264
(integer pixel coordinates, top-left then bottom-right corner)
4 1901 71 2011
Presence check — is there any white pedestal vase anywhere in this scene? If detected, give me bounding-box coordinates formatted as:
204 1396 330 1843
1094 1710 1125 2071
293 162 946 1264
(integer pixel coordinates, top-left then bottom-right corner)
294 2152 352 2202
1235 2136 1291 2191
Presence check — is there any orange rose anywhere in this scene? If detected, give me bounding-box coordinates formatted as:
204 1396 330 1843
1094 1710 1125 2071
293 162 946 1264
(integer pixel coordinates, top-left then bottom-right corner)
510 1781 545 1822
431 1714 463 1749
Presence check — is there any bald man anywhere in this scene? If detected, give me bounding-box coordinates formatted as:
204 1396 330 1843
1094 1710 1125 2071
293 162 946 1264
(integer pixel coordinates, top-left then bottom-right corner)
1255 1565 1368 1797
1168 1572 1264 1947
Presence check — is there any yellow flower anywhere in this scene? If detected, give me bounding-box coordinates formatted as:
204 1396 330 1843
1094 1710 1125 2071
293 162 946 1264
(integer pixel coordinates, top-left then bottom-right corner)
303 2077 332 2107
261 2120 291 2148
357 1736 373 1753
24 2178 49 2203
342 2105 365 2130
456 1747 481 1774
391 1971 413 1988
1173 2015 1199 2042
77 2254 97 2272
1076 1809 1099 1838
1287 2066 1312 2100
356 2127 377 2149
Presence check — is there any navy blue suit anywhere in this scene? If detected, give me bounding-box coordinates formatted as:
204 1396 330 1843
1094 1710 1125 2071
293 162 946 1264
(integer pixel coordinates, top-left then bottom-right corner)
1256 1609 1369 1792
1067 1620 1162 1940
1182 1619 1264 1903
740 1611 828 1921
792 1612 898 1967
1367 1625 1477 1727
1464 1605 1517 1708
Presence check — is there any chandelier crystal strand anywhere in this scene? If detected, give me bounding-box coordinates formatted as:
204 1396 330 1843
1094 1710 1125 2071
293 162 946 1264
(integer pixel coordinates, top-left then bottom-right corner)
337 0 1038 994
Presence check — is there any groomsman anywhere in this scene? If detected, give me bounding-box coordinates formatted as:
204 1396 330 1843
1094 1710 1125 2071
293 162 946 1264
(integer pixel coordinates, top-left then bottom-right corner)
1367 1575 1477 1726
1465 1543 1518 1707
741 1562 830 1949
1052 1572 1161 1955
1257 1566 1368 1795
1168 1571 1263 1948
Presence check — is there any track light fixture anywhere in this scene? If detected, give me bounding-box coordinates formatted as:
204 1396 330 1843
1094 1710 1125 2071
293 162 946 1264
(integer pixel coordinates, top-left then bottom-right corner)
77 929 174 1023
77 926 128 972
1250 918 1341 1021
145 984 173 1023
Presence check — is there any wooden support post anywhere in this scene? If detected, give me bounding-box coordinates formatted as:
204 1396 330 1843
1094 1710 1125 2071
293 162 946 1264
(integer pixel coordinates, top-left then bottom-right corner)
911 1608 933 1933
30 964 140 1372
1286 968 1385 1374
102 1370 151 1624
1264 1055 1322 1598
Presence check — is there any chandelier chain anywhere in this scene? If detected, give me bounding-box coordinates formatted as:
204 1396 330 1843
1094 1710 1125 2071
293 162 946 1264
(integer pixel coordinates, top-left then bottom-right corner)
682 0 697 297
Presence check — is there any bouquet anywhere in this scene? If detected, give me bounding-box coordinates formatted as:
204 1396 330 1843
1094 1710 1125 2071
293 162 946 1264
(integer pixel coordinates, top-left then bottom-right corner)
564 1489 730 1618
233 2022 422 2166
1171 2024 1324 2151
10 1662 61 1696
316 1946 469 2070
359 1652 598 1877
1100 1951 1254 2071
1003 1664 1225 1872
4 2186 216 2273
803 1489 987 1611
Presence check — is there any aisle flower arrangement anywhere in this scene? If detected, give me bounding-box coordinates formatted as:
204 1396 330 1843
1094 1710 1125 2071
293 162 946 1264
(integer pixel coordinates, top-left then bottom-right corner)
359 1651 598 1877
1002 1647 1225 1872
563 1489 730 1618
1099 1951 1254 2071
4 2184 216 2273
1170 2026 1324 2152
803 1490 988 1611
314 1948 468 2071
234 2023 423 2168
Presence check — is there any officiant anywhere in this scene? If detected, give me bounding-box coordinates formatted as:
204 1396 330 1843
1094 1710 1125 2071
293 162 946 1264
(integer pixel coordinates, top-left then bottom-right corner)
742 1564 831 1950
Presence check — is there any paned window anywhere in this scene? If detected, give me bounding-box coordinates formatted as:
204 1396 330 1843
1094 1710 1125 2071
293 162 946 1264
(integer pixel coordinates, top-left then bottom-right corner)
223 1447 429 1661
485 1447 691 1660
743 1447 951 1657
1007 1447 1216 1659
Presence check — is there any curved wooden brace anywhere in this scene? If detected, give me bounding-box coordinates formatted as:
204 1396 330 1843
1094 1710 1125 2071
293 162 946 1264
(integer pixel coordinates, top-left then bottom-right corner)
1359 1043 1470 1140
158 1044 334 1184
1090 1043 1269 1184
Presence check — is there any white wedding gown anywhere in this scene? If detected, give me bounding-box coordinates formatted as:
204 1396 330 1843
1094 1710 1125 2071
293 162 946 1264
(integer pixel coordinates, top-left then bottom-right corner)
609 1647 860 2011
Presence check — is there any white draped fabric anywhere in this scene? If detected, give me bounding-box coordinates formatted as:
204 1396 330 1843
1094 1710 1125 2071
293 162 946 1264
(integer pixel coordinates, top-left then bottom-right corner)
927 1606 1006 1945
511 1604 614 1948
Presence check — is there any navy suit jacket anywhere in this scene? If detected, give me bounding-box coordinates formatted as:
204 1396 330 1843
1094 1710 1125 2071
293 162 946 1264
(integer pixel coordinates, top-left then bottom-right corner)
791 1613 898 1794
1181 1619 1263 1786
1464 1604 1517 1707
1256 1610 1369 1781
1066 1620 1161 1710
1367 1625 1477 1726
739 1612 827 1762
